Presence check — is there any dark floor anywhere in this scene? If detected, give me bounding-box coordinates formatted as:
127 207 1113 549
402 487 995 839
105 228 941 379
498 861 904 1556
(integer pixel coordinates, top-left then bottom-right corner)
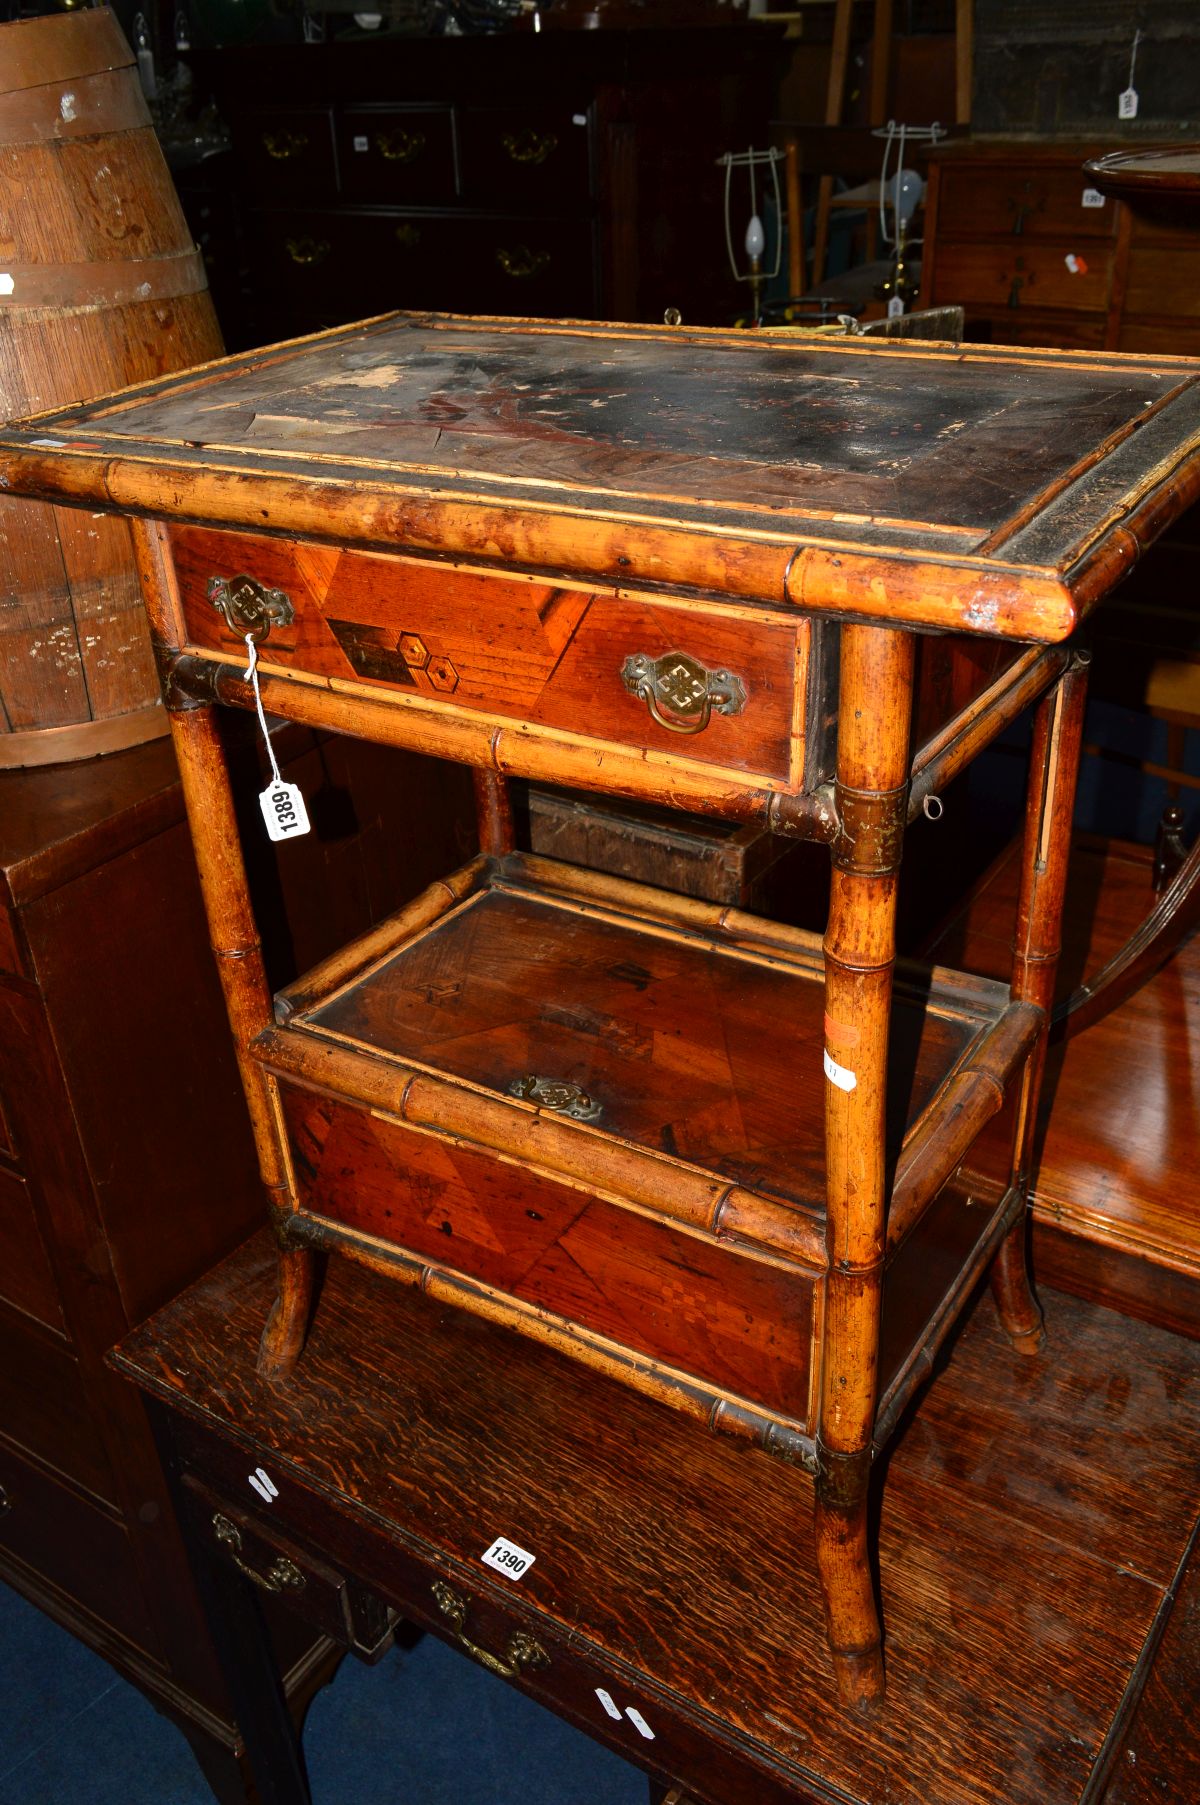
0 1579 647 1805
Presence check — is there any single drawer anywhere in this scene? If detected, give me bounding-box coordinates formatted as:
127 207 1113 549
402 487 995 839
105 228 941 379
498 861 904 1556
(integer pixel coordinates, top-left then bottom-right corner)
931 241 1115 315
458 106 591 210
1124 245 1200 322
234 108 337 204
183 1479 395 1660
338 106 457 205
0 1437 153 1653
965 309 1107 351
934 161 1119 241
171 525 806 790
0 1167 65 1335
444 214 597 318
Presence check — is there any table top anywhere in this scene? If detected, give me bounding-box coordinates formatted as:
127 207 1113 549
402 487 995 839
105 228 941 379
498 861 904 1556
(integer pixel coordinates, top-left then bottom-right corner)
3 313 1200 642
111 1230 1200 1805
1084 145 1200 201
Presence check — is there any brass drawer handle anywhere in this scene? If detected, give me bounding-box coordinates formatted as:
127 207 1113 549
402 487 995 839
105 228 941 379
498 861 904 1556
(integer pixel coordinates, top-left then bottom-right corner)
509 1076 601 1121
395 223 422 250
262 130 308 161
620 651 748 736
208 574 295 644
501 128 558 166
212 1512 306 1595
431 1581 549 1680
285 235 331 267
496 245 550 280
377 128 425 164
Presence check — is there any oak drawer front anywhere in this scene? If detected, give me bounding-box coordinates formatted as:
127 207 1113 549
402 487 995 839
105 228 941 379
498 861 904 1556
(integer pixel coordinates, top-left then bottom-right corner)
235 108 338 204
0 1167 65 1335
935 162 1118 242
183 1480 395 1659
338 107 457 205
170 1418 792 1804
251 211 450 317
931 242 1114 315
172 527 803 786
458 107 591 210
278 1086 817 1428
0 1437 153 1653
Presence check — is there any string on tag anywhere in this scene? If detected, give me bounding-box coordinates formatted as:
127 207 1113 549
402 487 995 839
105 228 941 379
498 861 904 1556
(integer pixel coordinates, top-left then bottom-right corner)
243 634 311 842
244 633 284 786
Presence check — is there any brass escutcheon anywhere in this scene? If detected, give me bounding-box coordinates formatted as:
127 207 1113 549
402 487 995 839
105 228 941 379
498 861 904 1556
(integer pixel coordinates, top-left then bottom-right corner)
262 129 308 161
496 245 550 280
430 1581 550 1680
208 574 295 644
377 128 425 163
509 1076 602 1122
501 129 558 166
211 1512 306 1595
620 650 747 736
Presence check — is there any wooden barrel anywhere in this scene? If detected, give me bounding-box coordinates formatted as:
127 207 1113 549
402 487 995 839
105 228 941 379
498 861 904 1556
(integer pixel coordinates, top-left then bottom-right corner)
0 8 223 766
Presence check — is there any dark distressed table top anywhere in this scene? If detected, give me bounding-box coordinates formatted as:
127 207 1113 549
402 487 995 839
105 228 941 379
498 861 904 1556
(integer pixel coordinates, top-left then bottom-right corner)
2 312 1200 639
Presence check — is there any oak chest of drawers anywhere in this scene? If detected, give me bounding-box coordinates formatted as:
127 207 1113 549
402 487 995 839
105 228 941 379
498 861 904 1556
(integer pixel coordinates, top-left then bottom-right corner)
5 310 1200 1714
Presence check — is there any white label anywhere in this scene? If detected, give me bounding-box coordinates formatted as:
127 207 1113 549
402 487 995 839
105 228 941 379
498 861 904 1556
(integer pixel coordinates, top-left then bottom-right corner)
595 1688 623 1720
1082 187 1107 209
1119 86 1139 119
0 274 15 297
625 1707 656 1740
353 134 369 152
258 781 310 843
887 295 905 318
823 1049 857 1093
1064 253 1083 274
248 1467 278 1503
572 113 587 127
480 1535 535 1581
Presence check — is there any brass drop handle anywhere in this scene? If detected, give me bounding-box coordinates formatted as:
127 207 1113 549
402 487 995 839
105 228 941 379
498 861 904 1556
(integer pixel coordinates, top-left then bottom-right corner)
430 1581 549 1680
212 1513 306 1595
286 236 331 267
377 129 425 164
208 574 295 644
501 129 558 166
262 130 308 161
496 245 550 280
395 224 422 250
1007 272 1025 309
620 651 748 736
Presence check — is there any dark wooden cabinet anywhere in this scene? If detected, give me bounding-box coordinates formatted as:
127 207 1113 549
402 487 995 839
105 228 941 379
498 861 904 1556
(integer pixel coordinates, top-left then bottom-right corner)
0 728 471 1800
920 140 1200 355
187 29 784 348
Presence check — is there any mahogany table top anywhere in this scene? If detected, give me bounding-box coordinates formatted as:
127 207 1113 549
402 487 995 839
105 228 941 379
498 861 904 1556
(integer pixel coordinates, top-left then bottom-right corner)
2 313 1200 642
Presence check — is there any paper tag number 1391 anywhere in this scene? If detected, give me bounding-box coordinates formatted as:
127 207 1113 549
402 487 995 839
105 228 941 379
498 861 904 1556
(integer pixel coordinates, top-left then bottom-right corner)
259 781 310 843
481 1536 536 1582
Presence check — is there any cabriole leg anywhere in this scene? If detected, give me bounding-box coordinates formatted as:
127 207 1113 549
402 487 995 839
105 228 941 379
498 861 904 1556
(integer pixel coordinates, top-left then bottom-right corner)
993 652 1090 1354
816 624 914 1714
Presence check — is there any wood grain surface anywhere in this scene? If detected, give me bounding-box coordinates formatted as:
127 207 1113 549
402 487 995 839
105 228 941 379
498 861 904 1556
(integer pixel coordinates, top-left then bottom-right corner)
3 314 1200 638
112 1233 1200 1805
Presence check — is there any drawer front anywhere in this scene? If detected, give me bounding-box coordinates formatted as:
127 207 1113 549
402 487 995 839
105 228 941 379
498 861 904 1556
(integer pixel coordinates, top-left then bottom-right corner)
338 107 457 205
934 162 1119 241
0 1437 153 1652
448 214 597 318
458 107 591 210
183 1479 395 1659
277 1085 817 1427
170 1415 795 1804
1124 245 1200 323
931 241 1114 316
172 526 804 787
960 309 1107 352
1118 318 1200 357
0 1167 65 1334
235 108 338 204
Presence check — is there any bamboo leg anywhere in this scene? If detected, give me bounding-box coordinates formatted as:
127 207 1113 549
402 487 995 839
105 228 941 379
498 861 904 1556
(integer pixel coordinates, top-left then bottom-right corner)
167 699 314 1380
993 653 1090 1354
816 624 914 1714
473 767 516 856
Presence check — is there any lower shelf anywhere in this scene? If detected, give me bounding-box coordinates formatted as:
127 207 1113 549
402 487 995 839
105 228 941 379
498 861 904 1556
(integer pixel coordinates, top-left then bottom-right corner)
257 851 1038 1445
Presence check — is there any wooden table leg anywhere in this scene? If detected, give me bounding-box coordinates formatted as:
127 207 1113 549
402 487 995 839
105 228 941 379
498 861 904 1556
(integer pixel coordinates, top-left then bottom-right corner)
816 623 914 1714
993 652 1090 1349
145 1399 313 1805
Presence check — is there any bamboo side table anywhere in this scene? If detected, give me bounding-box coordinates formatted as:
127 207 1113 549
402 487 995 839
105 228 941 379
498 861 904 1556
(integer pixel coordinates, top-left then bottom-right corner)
2 314 1199 1713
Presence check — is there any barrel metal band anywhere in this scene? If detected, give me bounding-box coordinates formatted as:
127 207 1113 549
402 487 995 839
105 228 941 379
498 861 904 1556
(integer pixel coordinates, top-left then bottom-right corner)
832 782 909 876
0 248 207 311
